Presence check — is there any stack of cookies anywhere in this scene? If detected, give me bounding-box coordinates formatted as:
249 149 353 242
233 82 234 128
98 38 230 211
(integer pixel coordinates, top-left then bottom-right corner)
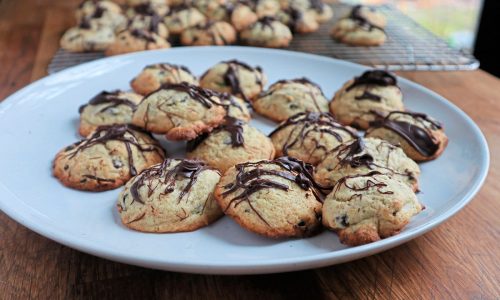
53 59 448 247
60 0 335 54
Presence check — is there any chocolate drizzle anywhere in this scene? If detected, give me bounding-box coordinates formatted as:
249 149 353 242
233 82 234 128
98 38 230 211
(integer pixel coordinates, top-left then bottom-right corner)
186 116 245 152
348 5 384 32
221 157 327 225
128 159 214 205
78 91 138 114
346 70 397 92
219 60 264 102
65 124 164 177
269 112 358 157
370 111 442 157
160 82 222 108
130 28 157 43
332 171 394 200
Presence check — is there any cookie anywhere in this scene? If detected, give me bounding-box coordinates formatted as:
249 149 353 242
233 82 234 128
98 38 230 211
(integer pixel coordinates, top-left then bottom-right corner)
117 159 223 233
322 171 423 246
330 70 404 130
314 137 420 192
230 3 258 31
131 82 227 140
285 0 334 23
253 78 329 122
53 124 165 191
78 90 144 137
345 5 386 28
127 14 169 38
330 8 386 46
186 117 275 173
164 6 207 35
105 28 170 56
130 63 198 96
60 23 116 52
214 156 324 238
218 93 252 122
276 8 319 34
365 111 448 161
240 17 293 48
199 60 267 102
126 1 170 18
76 0 127 32
270 112 358 165
255 0 281 17
180 21 237 46
192 0 231 21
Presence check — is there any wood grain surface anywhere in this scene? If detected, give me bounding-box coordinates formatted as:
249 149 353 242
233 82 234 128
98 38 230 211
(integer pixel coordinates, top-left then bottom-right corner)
0 1 499 299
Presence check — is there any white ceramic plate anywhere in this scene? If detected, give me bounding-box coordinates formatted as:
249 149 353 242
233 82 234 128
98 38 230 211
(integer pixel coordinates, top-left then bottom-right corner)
0 47 489 274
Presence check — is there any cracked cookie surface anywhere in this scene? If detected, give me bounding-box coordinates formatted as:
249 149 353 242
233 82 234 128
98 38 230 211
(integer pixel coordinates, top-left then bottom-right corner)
53 125 165 191
117 159 223 232
322 172 422 246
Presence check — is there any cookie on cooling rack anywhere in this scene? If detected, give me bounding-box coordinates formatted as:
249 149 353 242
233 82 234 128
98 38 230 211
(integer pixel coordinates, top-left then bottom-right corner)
314 137 420 192
276 8 319 33
200 60 267 102
117 159 223 233
330 70 404 129
127 13 169 39
322 171 422 246
230 3 258 31
180 21 237 46
255 0 282 18
131 82 226 140
60 23 116 52
330 5 386 47
344 5 386 28
284 0 334 23
130 63 198 96
253 78 329 122
365 111 448 161
186 117 275 173
163 6 207 35
53 124 165 191
78 90 143 137
240 17 293 48
126 1 169 18
214 156 324 238
191 0 232 21
105 28 170 56
269 112 358 165
76 0 127 32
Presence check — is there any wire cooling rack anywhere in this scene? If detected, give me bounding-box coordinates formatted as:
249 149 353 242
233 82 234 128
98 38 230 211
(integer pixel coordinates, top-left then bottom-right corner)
48 4 479 74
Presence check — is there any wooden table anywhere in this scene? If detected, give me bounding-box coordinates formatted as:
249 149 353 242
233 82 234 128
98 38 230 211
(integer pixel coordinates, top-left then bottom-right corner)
1 1 499 299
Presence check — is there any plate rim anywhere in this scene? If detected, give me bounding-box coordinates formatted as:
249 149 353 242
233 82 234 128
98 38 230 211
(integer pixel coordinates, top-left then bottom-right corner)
0 46 490 274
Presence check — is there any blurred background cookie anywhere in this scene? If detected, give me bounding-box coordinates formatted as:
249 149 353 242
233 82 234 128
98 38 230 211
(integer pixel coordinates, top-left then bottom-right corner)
105 28 170 56
180 21 237 46
240 17 292 48
60 22 116 52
